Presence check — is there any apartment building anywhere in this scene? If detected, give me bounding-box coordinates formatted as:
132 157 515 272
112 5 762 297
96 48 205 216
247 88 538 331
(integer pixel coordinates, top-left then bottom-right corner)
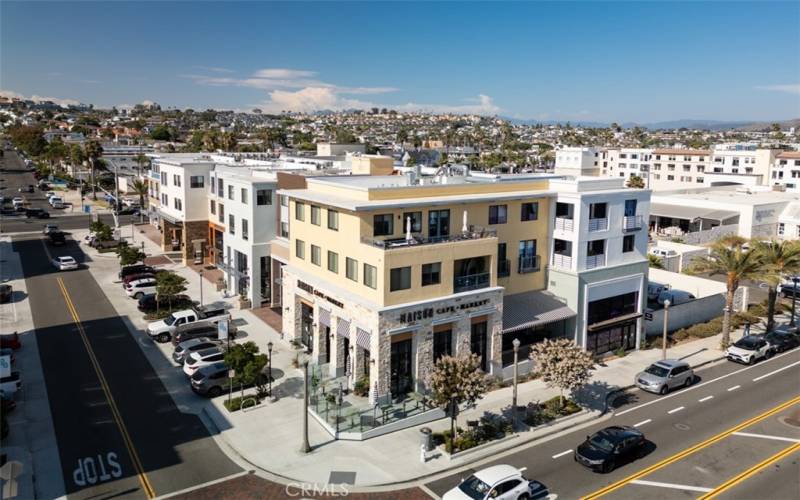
769 151 800 189
648 148 710 189
279 173 650 405
554 147 601 177
601 148 652 182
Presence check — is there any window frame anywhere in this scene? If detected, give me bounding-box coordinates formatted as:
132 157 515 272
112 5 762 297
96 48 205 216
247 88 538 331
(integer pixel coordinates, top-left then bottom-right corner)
327 209 339 231
520 202 539 221
373 213 394 236
346 257 358 281
327 251 338 273
310 244 321 266
363 263 377 289
421 262 441 286
389 266 412 292
488 204 508 225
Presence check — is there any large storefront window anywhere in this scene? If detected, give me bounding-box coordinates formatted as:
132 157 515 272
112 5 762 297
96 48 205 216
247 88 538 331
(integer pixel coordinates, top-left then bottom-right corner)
501 323 566 366
586 292 639 355
433 328 452 362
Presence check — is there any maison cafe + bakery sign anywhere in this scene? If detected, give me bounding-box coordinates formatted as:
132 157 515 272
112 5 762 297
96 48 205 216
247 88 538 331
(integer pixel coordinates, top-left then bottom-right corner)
398 298 491 324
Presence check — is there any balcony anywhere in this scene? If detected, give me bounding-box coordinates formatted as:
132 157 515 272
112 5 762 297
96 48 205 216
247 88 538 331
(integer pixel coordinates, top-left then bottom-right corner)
586 254 606 269
623 215 644 232
518 255 540 274
588 218 608 232
497 259 511 278
453 272 490 293
554 217 574 232
552 254 573 269
149 171 160 181
361 226 497 249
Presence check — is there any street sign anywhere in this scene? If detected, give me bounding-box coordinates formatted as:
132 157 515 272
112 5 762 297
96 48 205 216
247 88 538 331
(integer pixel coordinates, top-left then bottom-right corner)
218 320 229 341
0 355 10 378
644 312 654 321
228 369 235 379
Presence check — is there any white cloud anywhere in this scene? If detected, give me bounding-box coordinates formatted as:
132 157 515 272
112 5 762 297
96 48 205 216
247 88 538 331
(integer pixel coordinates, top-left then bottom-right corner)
193 65 235 74
396 94 501 115
259 87 376 113
755 84 800 95
0 89 80 107
253 68 317 79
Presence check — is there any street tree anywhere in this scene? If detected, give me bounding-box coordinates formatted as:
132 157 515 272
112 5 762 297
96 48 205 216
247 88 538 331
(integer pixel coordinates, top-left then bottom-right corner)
131 179 149 218
223 342 268 396
83 140 103 200
626 175 646 189
689 238 762 348
753 240 800 332
529 338 595 409
155 271 187 310
428 354 488 444
89 221 113 241
115 244 146 267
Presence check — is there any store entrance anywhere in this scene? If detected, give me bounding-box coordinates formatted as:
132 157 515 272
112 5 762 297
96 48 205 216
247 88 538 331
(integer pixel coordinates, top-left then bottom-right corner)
390 338 413 396
300 303 313 352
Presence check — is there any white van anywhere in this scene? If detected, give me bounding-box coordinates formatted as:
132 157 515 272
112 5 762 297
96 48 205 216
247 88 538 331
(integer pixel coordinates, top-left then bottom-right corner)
649 247 677 258
49 196 64 208
658 290 696 306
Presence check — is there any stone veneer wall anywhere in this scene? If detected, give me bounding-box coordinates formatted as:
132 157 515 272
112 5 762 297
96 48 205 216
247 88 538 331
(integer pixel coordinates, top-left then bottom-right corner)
182 220 208 265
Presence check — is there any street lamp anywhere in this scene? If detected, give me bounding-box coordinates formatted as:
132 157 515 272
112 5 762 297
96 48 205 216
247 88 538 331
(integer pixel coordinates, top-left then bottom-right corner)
140 241 146 264
662 299 671 360
267 341 274 400
199 269 204 307
792 277 799 327
512 338 520 428
300 359 311 453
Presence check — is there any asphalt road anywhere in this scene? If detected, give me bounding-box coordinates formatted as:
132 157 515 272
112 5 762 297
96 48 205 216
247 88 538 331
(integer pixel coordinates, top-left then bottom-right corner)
426 350 800 499
15 232 241 499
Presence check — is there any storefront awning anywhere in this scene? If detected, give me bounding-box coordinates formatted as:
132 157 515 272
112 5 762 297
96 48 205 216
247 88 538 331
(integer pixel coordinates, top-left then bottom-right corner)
502 290 576 334
587 312 643 332
649 203 738 222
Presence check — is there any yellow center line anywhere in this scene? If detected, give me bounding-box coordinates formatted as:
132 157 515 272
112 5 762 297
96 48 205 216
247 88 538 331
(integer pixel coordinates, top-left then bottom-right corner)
581 395 800 500
56 277 156 498
698 442 800 499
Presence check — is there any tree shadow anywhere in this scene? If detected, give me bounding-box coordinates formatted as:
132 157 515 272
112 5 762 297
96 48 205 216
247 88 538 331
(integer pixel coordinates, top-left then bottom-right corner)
573 380 620 412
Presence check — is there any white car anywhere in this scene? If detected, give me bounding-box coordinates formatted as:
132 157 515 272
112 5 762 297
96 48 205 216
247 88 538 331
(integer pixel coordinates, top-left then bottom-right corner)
125 278 157 299
182 347 226 377
45 191 56 201
442 465 547 500
43 224 59 235
52 256 78 271
83 232 98 245
726 335 774 365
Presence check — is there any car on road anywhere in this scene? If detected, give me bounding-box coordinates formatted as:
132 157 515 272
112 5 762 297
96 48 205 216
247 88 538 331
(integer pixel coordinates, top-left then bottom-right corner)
190 361 229 397
51 256 78 271
119 264 155 280
147 304 231 342
137 293 193 314
17 185 33 193
49 197 64 209
172 337 223 365
25 208 50 219
42 224 59 235
764 330 800 353
182 347 226 377
442 464 547 500
125 278 157 299
726 335 774 364
0 284 11 304
575 426 646 473
635 359 694 395
48 231 66 246
44 191 56 201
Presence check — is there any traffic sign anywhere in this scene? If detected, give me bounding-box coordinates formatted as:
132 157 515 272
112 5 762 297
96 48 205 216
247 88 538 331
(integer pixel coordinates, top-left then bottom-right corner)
644 312 654 321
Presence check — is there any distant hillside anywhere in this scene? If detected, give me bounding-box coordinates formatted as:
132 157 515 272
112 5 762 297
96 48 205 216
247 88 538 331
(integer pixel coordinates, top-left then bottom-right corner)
506 117 800 131
735 119 800 132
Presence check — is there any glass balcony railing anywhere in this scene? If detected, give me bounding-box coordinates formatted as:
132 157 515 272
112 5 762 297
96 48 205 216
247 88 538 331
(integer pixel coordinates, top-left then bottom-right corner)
586 254 606 269
518 255 540 273
552 254 573 269
623 215 644 232
362 226 496 249
588 218 609 232
453 272 490 293
554 217 574 232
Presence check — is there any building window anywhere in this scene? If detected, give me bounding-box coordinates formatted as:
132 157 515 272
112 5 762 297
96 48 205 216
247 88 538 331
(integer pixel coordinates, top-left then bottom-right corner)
241 188 248 204
428 209 450 240
373 214 393 236
488 205 507 225
346 257 358 281
589 203 607 219
227 185 234 200
296 239 305 259
173 174 181 187
311 205 321 226
161 193 168 205
217 178 223 197
256 189 272 205
587 239 605 256
174 198 182 211
521 202 538 221
778 223 785 236
667 175 675 181
295 202 305 221
311 245 321 266
189 175 204 188
623 234 635 253
242 219 249 241
209 176 215 194
402 211 422 233
328 210 339 231
422 262 441 286
280 222 289 238
433 328 452 362
363 264 377 289
218 203 224 223
161 172 167 184
280 195 288 207
327 251 338 273
228 214 235 235
210 200 216 214
390 267 411 291
518 240 537 272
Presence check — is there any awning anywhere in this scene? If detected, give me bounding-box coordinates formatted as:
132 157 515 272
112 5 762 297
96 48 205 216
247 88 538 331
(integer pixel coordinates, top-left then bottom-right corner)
157 210 182 225
649 203 738 222
502 290 576 334
587 312 643 332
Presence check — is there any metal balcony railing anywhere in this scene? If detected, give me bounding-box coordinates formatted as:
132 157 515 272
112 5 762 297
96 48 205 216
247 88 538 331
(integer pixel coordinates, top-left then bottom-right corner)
518 255 540 274
586 254 606 269
361 226 496 249
588 218 609 232
453 272 490 293
623 215 644 232
552 254 573 269
497 259 511 278
554 217 574 232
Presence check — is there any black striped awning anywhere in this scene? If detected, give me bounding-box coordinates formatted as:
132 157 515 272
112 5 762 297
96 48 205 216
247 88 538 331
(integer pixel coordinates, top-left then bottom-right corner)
502 290 576 334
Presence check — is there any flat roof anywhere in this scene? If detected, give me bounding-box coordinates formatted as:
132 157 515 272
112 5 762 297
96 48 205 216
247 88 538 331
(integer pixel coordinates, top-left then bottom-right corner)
650 203 739 222
653 188 800 207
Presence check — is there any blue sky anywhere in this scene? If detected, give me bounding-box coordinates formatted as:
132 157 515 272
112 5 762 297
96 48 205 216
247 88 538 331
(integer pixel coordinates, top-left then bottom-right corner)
2 1 799 122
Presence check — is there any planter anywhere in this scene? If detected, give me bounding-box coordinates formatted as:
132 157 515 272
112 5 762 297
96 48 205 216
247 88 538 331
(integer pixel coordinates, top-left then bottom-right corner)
238 298 252 310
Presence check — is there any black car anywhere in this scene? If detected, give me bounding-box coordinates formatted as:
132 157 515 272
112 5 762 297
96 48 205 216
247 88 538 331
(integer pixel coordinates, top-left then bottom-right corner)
765 331 800 352
25 208 50 219
119 264 155 280
0 284 11 304
137 293 194 313
48 231 66 246
575 426 646 473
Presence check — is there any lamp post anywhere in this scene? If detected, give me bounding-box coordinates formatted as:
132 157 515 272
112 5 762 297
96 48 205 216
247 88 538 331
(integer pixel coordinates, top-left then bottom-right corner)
792 277 799 327
140 241 146 264
512 338 520 428
662 299 671 360
199 269 204 307
300 359 311 453
267 341 274 399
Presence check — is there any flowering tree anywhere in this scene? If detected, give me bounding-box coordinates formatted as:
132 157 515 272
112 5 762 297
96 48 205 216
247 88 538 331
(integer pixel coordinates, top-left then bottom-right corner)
428 354 487 442
530 338 595 408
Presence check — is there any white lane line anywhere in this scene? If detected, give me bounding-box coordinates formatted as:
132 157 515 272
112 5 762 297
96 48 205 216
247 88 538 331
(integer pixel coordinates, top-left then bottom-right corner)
732 432 800 443
728 385 741 392
753 360 800 382
630 479 712 493
633 419 652 427
698 395 714 402
615 350 799 417
667 406 685 414
551 449 572 459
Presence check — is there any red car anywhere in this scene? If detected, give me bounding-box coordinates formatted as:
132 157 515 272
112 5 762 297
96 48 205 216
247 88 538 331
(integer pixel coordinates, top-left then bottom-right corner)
0 332 21 350
122 273 156 287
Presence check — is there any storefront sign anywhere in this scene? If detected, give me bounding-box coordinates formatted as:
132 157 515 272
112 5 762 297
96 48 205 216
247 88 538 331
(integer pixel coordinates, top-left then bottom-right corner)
399 299 491 324
297 280 344 309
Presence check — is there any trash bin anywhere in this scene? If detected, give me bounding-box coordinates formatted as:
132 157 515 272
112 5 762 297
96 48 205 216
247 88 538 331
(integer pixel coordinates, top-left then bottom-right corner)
420 427 433 451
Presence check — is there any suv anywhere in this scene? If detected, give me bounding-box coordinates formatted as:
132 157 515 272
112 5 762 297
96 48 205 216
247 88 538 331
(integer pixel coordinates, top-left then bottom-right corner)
172 337 223 365
190 361 229 397
183 347 226 377
635 359 694 395
125 278 157 299
25 208 49 219
575 426 646 473
171 320 235 346
119 264 155 280
442 465 547 500
726 335 774 364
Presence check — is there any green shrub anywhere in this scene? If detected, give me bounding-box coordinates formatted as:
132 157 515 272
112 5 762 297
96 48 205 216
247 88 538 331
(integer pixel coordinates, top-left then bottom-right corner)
747 304 767 317
614 346 627 358
353 376 370 397
223 395 261 412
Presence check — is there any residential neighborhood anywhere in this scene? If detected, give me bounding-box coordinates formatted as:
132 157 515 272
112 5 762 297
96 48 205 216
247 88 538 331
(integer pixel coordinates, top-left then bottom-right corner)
1 2 799 500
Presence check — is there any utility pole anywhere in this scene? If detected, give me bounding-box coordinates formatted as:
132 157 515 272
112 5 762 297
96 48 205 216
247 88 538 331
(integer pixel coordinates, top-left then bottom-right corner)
662 299 671 360
512 338 520 428
300 359 311 453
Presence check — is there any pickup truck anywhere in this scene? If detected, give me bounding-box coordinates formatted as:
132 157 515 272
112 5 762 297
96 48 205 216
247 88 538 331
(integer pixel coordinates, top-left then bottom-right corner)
0 371 21 395
147 305 231 343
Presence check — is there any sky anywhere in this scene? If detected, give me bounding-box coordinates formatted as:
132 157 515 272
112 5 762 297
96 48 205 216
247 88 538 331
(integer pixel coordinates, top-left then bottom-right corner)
1 1 799 123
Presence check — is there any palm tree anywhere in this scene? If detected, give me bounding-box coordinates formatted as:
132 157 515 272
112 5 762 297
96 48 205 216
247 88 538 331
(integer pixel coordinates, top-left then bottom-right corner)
690 239 762 348
134 153 150 177
753 240 800 332
131 178 149 223
648 254 664 269
84 140 103 200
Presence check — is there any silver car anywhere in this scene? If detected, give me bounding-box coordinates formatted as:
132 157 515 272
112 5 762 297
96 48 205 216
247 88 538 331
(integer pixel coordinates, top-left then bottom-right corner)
635 359 694 395
172 337 222 365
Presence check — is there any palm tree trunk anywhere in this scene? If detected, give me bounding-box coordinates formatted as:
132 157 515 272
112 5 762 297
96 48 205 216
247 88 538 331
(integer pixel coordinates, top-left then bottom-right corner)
90 159 97 200
722 288 735 348
767 287 777 332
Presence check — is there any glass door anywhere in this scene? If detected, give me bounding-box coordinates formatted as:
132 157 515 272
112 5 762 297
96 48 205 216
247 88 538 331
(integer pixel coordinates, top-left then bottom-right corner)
301 303 313 352
390 339 413 396
470 321 488 372
428 209 450 241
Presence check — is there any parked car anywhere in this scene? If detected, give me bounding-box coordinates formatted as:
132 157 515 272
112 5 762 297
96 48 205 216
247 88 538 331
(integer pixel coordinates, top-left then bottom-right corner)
148 305 231 342
137 293 193 314
44 191 56 201
182 347 226 377
0 348 16 365
575 426 646 473
780 285 800 299
647 282 669 301
0 371 21 396
172 337 223 365
50 199 65 209
442 465 548 500
119 264 155 280
0 284 11 304
764 331 800 353
635 359 694 395
123 272 156 287
190 361 229 397
0 390 16 414
726 335 774 364
125 278 157 299
171 320 237 346
51 256 78 271
649 247 677 258
48 231 66 246
657 290 696 306
25 208 50 219
0 332 21 350
42 224 59 235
